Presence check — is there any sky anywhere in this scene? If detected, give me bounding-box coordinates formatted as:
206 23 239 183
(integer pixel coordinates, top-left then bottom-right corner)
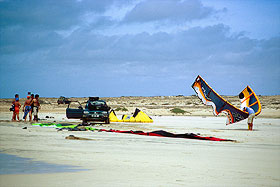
0 0 279 98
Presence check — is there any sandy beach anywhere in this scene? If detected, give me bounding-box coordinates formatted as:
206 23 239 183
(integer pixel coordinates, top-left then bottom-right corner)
2 0 279 186
0 96 280 187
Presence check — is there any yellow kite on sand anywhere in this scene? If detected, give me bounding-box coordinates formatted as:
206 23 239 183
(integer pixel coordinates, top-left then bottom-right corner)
109 108 153 123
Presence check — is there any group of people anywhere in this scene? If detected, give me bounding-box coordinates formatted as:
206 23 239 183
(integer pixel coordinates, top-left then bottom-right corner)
11 92 40 122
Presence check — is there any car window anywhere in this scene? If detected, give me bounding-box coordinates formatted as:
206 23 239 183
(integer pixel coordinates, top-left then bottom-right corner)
91 101 105 106
86 100 108 111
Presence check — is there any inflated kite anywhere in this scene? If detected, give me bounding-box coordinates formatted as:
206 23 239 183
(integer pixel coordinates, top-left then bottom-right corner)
192 75 261 125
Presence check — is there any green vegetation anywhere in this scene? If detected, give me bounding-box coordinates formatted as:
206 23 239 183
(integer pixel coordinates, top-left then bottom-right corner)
170 108 186 114
115 107 128 112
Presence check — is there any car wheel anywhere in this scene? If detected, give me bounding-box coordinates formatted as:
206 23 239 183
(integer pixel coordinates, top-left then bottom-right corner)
105 118 110 124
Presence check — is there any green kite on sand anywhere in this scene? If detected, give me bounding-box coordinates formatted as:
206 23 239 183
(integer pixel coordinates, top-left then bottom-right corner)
32 123 98 131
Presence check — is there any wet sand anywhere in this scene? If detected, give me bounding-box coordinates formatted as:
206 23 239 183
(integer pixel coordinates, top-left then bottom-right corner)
0 113 279 187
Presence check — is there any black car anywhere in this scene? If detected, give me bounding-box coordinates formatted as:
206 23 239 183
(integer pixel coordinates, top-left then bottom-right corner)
66 97 110 124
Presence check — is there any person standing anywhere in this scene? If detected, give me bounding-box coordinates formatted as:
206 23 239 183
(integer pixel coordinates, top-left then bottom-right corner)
13 98 21 121
23 96 32 121
30 94 34 114
11 94 19 120
243 107 255 131
31 94 40 122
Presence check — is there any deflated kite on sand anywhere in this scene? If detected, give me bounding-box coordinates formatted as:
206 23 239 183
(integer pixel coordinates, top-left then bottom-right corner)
32 123 234 142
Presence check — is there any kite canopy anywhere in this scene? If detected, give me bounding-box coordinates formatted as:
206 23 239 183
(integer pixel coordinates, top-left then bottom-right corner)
192 75 261 125
32 123 234 142
109 108 153 123
100 129 234 142
239 86 261 116
109 110 124 122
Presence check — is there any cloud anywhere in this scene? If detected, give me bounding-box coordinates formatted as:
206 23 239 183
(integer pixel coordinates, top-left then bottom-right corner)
41 24 258 66
0 0 134 54
123 0 215 23
0 0 110 54
0 0 118 29
0 26 63 54
2 24 278 76
0 0 279 97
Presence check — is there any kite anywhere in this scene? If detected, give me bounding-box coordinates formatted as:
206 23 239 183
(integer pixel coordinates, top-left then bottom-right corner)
109 108 153 123
99 129 234 142
192 75 261 125
33 123 234 141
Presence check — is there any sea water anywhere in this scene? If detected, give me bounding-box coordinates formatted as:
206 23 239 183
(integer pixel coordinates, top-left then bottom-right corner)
0 153 87 175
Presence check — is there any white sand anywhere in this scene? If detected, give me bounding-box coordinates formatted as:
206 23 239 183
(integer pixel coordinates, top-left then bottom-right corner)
0 113 280 187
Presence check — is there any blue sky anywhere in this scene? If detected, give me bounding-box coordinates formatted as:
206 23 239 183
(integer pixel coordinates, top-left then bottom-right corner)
0 0 279 98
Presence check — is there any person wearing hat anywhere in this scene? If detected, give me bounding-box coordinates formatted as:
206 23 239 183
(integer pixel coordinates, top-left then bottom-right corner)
23 95 32 121
243 106 255 131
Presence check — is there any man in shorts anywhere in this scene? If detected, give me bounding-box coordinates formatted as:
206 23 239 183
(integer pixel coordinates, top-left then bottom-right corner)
31 94 40 122
23 96 32 121
243 107 255 131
